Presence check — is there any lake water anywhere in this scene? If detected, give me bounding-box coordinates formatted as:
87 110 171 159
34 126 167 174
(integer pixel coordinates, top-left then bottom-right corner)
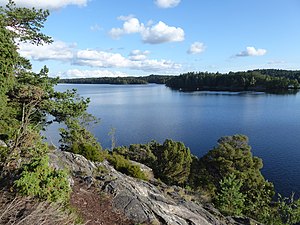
47 84 300 197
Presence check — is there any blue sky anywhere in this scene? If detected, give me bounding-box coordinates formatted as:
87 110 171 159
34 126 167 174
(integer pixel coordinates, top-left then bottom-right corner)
2 0 300 78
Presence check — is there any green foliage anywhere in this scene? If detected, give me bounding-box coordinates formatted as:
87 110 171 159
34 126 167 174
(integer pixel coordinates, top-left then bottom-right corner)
3 0 52 45
113 140 192 186
151 139 192 186
71 142 104 162
0 2 57 168
0 146 9 165
0 1 52 138
59 115 103 161
191 135 275 220
114 142 157 167
14 156 71 202
48 89 90 123
166 70 300 92
215 173 245 216
108 153 148 180
59 75 173 85
188 155 215 193
276 193 300 225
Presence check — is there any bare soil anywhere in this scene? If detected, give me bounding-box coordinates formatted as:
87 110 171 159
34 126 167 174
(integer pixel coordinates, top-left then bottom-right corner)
70 180 133 225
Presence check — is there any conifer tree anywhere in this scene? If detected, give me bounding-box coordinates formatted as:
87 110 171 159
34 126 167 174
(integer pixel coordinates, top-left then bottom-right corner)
152 139 192 185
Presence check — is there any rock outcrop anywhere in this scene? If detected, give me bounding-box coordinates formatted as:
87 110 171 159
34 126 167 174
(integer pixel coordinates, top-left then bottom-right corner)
0 140 7 148
49 150 253 225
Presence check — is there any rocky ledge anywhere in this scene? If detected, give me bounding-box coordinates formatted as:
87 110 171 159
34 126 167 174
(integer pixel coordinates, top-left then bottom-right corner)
49 150 257 225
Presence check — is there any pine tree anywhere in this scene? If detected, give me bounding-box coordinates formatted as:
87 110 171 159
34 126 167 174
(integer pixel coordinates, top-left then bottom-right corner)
215 173 245 216
152 139 192 185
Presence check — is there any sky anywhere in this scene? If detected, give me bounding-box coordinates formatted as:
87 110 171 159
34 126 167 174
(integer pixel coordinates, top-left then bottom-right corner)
1 0 300 78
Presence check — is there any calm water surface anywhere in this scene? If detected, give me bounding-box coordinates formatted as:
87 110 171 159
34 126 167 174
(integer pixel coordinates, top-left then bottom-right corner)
48 84 300 197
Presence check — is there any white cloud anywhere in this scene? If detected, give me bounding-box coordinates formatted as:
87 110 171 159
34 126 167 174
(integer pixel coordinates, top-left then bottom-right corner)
109 18 145 39
123 18 145 34
134 59 181 71
18 40 181 72
187 42 205 54
75 50 129 67
0 0 88 10
141 21 184 44
155 0 181 8
236 46 267 57
129 50 150 61
109 17 184 44
19 41 76 61
61 69 128 78
74 49 181 71
109 28 124 39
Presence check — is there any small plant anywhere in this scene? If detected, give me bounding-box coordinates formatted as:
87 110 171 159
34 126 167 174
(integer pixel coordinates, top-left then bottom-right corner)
14 156 71 202
215 173 245 216
95 165 109 175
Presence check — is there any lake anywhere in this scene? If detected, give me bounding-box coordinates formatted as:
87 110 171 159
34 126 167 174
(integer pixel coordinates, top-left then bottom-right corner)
47 83 300 197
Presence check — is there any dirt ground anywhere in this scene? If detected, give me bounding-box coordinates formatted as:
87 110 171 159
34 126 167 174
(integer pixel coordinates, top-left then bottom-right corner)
70 180 134 225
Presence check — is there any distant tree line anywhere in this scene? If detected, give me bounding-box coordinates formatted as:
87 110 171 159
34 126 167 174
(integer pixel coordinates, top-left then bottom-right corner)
252 69 300 83
59 70 300 93
166 70 300 92
59 75 173 85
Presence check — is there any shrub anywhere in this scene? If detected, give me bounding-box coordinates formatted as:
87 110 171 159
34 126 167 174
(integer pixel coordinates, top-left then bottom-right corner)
0 146 9 163
152 139 192 186
215 173 245 216
71 142 104 162
108 153 148 180
277 193 300 225
14 156 71 202
195 135 274 217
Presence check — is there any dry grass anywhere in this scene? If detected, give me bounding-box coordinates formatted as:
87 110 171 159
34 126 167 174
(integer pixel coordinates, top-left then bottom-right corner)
0 191 79 225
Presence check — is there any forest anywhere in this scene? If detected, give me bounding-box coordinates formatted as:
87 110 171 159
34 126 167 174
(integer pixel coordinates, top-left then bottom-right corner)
165 71 300 92
59 74 173 85
60 70 300 93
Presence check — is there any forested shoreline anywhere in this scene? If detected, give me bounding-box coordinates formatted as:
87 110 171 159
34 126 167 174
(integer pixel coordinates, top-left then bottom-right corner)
166 70 300 92
59 74 173 85
59 69 300 93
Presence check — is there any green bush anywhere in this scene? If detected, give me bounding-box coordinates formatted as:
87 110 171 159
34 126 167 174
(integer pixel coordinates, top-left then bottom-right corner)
0 146 9 163
276 193 300 225
215 173 245 216
152 139 192 186
14 156 71 202
71 142 104 162
108 153 148 180
194 135 274 218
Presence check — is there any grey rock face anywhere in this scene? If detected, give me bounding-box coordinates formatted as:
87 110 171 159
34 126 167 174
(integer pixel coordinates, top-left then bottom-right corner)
48 150 96 176
100 160 222 225
49 150 229 225
0 140 7 148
